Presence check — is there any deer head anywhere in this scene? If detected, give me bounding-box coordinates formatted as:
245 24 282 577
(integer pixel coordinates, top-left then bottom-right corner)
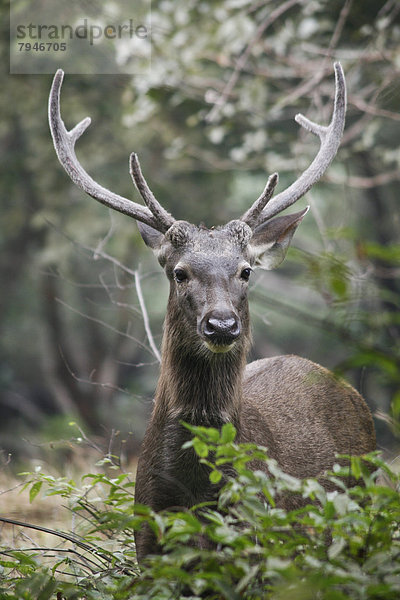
49 64 346 355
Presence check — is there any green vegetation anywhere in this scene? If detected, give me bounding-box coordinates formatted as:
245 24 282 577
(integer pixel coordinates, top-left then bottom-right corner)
1 425 399 599
1 0 399 596
1 0 399 457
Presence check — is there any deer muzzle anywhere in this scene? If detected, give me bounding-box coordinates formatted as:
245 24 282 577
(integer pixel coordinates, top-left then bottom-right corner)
200 310 241 352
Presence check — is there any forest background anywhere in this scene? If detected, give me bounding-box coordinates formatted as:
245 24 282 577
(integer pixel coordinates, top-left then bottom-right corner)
1 0 399 472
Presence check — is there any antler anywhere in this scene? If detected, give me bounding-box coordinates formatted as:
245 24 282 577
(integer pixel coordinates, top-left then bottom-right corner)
50 65 345 234
241 62 346 228
240 172 279 229
48 69 175 233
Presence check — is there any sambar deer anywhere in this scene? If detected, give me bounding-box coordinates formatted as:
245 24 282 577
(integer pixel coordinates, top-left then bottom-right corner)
49 64 376 561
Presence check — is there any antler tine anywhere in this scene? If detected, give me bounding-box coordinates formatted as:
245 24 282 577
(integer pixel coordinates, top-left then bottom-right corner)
253 62 347 225
48 69 174 233
129 153 175 231
240 172 279 228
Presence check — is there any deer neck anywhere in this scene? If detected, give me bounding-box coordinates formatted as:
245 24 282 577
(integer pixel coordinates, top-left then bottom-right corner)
154 304 249 428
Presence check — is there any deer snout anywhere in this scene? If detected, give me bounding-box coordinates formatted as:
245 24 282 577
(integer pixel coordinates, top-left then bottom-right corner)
200 310 241 350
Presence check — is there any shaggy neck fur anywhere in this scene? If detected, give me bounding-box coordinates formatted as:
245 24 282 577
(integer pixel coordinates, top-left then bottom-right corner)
154 295 250 428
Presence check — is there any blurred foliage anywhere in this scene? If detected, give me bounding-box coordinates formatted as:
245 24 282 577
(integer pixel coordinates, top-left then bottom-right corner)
1 426 399 598
0 0 399 463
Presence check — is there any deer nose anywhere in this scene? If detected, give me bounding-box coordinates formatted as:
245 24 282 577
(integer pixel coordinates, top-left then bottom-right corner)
201 312 241 345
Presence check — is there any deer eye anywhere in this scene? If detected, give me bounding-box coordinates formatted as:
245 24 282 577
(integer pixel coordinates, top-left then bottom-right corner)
240 267 252 282
174 268 188 283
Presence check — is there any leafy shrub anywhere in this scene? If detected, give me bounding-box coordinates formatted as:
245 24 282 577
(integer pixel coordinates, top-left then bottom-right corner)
0 425 399 599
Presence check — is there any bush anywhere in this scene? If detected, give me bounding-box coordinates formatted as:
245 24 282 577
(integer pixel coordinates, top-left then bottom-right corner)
0 425 399 599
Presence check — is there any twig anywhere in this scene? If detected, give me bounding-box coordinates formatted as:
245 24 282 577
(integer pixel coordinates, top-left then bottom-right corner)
58 344 131 396
43 216 138 279
98 272 140 317
94 210 117 260
205 0 304 122
55 297 153 355
327 169 400 189
350 95 400 122
327 0 353 58
41 266 122 289
0 546 101 575
134 269 161 363
0 516 111 567
252 287 398 364
69 421 104 454
274 0 353 114
307 192 333 253
0 481 26 496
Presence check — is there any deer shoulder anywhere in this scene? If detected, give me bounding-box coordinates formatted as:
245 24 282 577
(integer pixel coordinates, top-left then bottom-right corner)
241 355 375 478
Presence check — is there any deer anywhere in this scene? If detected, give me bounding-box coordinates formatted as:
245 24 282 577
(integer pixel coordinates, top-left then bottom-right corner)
48 63 376 562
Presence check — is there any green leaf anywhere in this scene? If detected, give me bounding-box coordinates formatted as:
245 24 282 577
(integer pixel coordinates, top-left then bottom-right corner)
209 470 222 484
330 274 348 299
391 389 400 419
350 456 362 480
193 439 209 458
365 242 400 264
220 423 236 444
29 481 43 503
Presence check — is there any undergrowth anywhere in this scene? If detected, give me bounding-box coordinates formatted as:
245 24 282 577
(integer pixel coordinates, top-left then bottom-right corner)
0 424 399 599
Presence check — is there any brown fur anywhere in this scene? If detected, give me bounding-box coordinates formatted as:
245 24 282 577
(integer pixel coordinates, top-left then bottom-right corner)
134 224 376 561
47 65 363 565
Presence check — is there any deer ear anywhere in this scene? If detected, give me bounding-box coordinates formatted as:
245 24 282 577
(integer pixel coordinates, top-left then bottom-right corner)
137 221 165 251
249 207 309 270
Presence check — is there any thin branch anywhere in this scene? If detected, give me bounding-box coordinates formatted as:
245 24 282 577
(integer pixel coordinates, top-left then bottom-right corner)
274 1 352 114
0 516 111 567
58 345 131 397
0 481 27 496
327 0 353 58
116 358 159 368
205 0 304 122
350 95 400 122
68 421 105 454
307 192 334 253
41 266 123 290
0 546 101 574
43 216 138 279
134 269 161 363
55 297 153 355
327 169 400 189
252 287 398 364
98 272 140 317
93 210 117 260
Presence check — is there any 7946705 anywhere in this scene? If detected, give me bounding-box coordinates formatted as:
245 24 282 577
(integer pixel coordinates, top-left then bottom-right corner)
18 42 66 51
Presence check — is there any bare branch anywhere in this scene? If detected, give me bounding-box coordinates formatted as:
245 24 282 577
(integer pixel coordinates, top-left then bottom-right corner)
58 345 132 397
204 0 304 123
272 0 352 113
350 95 400 122
0 516 112 566
55 297 155 356
93 210 117 260
327 169 400 189
134 269 161 363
